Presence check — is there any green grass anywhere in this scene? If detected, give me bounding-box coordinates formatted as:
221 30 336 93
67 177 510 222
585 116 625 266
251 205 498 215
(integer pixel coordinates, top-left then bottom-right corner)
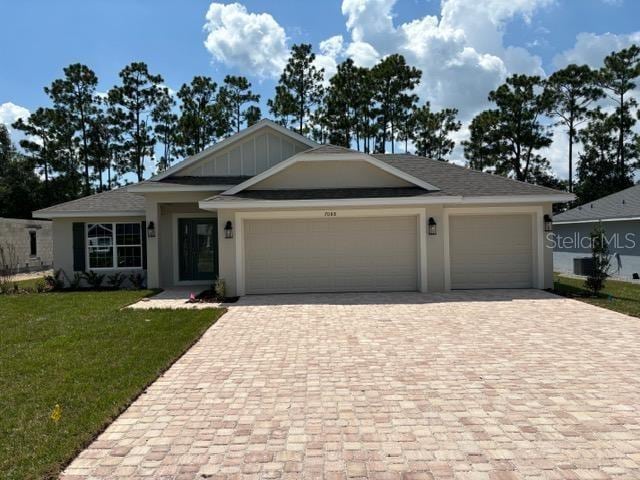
554 272 640 318
0 290 225 480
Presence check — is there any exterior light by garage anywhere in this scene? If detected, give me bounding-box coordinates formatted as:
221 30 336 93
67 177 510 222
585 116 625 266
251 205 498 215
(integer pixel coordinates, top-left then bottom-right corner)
543 214 553 232
428 217 437 235
147 221 156 238
224 220 234 239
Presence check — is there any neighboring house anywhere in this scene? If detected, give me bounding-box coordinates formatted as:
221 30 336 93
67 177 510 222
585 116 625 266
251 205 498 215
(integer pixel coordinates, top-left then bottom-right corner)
33 119 573 295
0 217 53 273
553 184 640 280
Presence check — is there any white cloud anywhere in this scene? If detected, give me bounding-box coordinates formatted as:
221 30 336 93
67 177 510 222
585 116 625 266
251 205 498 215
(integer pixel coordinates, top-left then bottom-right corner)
553 31 640 69
203 2 288 78
314 35 345 80
0 102 30 142
345 41 381 67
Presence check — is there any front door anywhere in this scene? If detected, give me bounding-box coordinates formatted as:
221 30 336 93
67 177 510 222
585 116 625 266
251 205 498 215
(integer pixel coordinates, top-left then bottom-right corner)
178 218 218 281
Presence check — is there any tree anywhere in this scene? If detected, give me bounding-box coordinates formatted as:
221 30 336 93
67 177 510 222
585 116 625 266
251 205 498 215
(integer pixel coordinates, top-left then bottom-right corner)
0 125 44 219
268 44 324 135
219 75 260 134
44 63 99 194
411 102 461 161
174 76 225 157
370 54 421 153
574 108 633 204
152 87 177 172
244 105 262 127
485 74 553 182
462 110 501 172
545 64 603 192
585 222 611 295
322 59 360 147
598 45 640 180
108 62 164 181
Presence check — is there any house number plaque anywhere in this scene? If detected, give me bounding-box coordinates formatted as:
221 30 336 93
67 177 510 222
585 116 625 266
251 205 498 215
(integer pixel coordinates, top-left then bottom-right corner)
324 211 337 217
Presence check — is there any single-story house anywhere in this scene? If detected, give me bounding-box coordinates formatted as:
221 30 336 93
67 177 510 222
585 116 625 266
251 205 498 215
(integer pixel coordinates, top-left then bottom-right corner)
553 184 640 280
0 217 52 273
33 119 573 295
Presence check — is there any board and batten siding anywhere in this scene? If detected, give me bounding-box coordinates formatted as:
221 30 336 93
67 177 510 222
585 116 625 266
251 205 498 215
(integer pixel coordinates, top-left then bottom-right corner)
177 130 310 177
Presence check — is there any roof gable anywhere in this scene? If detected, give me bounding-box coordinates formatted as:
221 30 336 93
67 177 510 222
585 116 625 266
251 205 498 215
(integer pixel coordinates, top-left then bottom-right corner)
224 147 440 195
151 119 317 181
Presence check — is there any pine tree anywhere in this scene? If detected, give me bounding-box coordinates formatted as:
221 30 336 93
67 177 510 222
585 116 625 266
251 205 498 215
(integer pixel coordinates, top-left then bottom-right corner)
370 54 421 153
44 63 100 194
411 103 461 161
219 75 260 134
598 45 640 180
152 87 177 172
268 44 324 135
107 62 164 181
462 110 502 172
174 76 225 157
545 64 603 192
485 74 553 182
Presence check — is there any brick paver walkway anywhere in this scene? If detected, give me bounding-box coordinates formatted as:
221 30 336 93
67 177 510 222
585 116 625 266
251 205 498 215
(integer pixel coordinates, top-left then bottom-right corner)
62 290 640 479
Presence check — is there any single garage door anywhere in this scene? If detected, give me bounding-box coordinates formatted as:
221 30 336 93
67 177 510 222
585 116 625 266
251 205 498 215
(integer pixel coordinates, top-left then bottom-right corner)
244 216 418 294
449 214 533 289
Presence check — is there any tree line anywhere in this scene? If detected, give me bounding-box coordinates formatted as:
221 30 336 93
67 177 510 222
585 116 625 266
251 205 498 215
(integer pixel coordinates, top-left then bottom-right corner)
1 43 639 219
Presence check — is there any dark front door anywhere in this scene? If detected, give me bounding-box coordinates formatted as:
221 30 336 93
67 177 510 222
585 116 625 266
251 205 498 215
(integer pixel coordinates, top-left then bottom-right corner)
178 218 218 281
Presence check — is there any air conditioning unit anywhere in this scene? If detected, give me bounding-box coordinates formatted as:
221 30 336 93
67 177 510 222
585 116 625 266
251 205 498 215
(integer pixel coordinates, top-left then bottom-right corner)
573 257 594 276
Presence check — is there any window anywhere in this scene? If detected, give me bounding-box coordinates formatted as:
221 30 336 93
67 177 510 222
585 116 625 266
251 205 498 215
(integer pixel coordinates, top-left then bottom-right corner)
29 231 37 256
87 223 142 269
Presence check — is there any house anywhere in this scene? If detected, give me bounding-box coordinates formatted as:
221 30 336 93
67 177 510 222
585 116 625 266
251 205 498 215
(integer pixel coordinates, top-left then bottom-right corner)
33 119 573 295
553 184 640 280
0 217 52 273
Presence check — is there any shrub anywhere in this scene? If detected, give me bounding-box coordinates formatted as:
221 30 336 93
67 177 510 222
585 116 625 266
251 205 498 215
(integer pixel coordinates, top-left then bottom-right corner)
585 222 611 296
0 241 18 285
35 279 47 293
214 278 226 301
82 271 105 290
107 272 126 289
45 269 65 291
69 273 83 290
129 272 145 290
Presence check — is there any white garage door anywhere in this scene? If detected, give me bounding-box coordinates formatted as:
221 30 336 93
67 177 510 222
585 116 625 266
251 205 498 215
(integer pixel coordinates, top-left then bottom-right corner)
449 214 533 289
244 216 418 294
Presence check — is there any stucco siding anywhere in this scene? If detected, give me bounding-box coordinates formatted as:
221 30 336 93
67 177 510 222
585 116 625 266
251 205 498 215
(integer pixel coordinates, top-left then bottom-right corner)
249 161 414 190
51 216 145 286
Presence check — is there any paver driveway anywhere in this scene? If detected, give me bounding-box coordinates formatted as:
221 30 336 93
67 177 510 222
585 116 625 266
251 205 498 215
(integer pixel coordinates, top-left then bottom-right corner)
62 290 640 480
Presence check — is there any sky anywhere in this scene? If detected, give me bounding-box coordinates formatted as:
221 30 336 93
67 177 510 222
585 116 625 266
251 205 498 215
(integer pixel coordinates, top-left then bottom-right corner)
1 0 640 181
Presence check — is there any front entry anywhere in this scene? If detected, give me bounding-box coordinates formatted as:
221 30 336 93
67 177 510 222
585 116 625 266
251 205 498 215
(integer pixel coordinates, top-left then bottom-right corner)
178 218 218 281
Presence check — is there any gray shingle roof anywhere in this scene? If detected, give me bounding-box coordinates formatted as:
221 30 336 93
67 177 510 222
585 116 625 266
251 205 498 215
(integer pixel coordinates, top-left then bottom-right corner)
554 183 640 223
34 187 145 217
375 154 564 197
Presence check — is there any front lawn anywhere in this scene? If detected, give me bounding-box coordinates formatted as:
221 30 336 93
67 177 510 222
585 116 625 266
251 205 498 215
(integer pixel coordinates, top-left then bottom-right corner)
0 290 225 480
554 272 640 318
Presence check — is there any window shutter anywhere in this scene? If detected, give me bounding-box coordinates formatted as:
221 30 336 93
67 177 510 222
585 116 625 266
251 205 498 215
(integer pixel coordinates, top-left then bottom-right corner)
72 222 86 272
141 221 147 270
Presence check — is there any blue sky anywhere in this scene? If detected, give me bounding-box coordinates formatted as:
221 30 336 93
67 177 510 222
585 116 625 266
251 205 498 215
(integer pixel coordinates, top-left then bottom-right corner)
1 0 639 179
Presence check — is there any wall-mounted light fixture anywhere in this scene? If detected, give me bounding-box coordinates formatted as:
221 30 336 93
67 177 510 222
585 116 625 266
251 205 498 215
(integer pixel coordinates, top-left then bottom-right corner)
428 217 437 236
147 221 156 238
543 214 553 232
224 221 233 239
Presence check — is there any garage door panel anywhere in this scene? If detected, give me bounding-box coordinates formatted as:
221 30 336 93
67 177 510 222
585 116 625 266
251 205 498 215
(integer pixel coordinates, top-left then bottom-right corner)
450 214 533 289
245 216 418 294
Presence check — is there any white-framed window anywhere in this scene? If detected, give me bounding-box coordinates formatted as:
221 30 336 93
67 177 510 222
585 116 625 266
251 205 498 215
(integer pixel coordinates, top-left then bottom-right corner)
87 222 142 269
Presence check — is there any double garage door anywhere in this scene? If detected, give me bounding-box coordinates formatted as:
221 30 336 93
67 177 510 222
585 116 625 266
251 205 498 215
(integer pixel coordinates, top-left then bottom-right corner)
244 216 418 294
242 213 535 294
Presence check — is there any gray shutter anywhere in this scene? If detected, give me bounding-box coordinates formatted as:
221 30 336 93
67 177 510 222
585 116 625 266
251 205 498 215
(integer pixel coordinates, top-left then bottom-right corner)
141 221 147 269
72 222 86 271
